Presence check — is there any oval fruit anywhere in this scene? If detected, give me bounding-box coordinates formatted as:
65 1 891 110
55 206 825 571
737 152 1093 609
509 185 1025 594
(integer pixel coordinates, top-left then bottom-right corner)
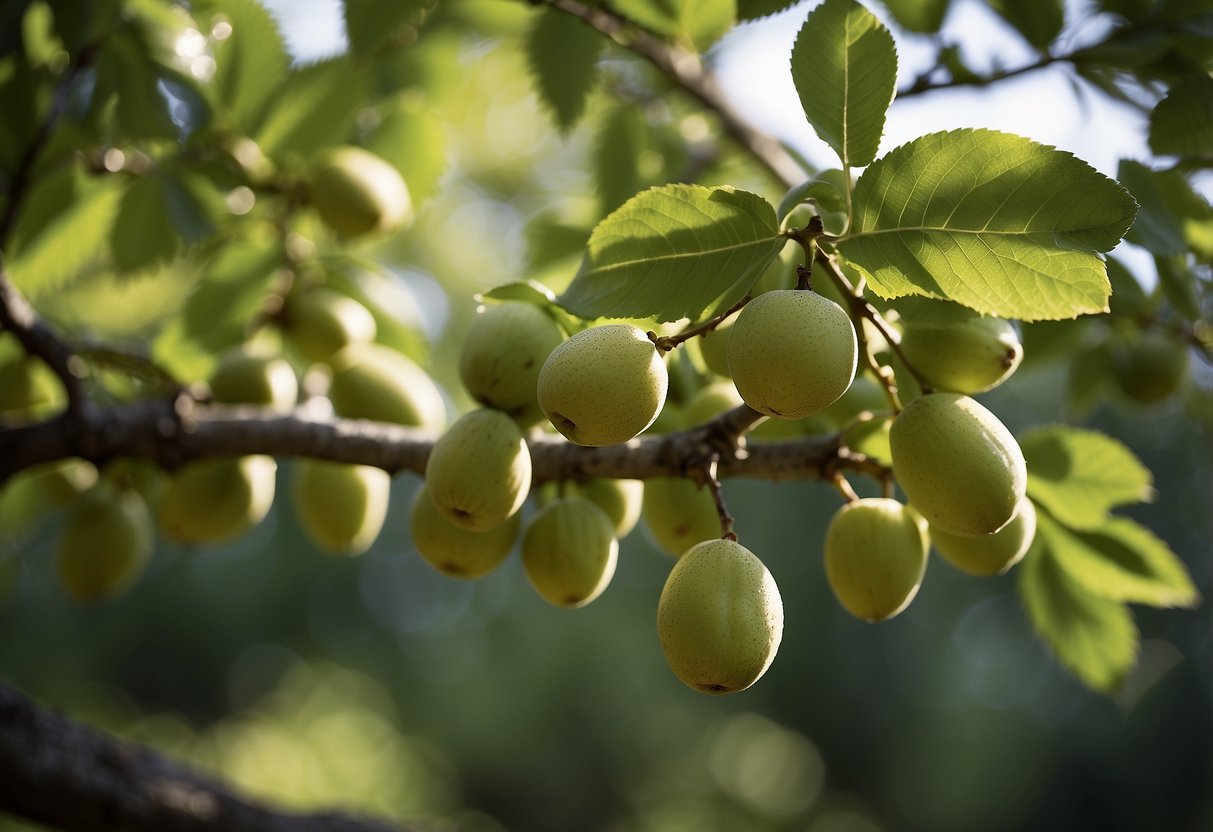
410 484 520 579
209 350 297 409
824 498 929 622
572 478 644 538
1112 331 1189 404
328 343 446 431
890 393 1026 535
283 288 377 364
292 460 390 556
158 455 278 545
931 496 1037 576
459 302 566 427
657 538 784 694
309 146 412 237
425 409 532 531
695 316 734 378
57 488 153 603
641 477 721 557
537 324 668 446
682 380 744 427
899 316 1023 394
727 289 857 419
521 497 618 608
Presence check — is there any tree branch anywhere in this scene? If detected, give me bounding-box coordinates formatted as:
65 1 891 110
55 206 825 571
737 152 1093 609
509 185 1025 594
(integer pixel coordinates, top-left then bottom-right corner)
0 680 416 832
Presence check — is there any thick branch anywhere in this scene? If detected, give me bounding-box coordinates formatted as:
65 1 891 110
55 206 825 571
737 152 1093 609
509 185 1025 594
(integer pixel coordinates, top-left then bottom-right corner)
0 680 414 832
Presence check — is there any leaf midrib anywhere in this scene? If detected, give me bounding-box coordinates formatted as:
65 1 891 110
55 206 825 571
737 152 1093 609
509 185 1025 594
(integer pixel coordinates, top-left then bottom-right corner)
584 236 783 274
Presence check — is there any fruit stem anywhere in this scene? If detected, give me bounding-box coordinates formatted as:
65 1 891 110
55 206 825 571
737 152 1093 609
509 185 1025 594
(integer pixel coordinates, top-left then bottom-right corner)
693 458 737 542
831 472 860 504
649 294 751 353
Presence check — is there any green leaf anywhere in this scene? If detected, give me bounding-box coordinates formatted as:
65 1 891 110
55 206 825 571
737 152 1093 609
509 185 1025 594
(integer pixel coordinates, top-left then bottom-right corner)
181 237 279 353
791 0 897 169
985 0 1064 50
90 26 177 140
837 129 1139 320
110 177 180 272
1154 254 1203 323
1021 425 1153 529
1118 160 1186 255
363 96 447 208
1019 536 1139 693
1039 513 1201 609
343 0 431 59
777 170 849 224
1149 74 1213 158
557 185 786 323
594 106 647 216
737 0 800 21
255 57 370 161
525 7 603 131
195 0 288 133
479 280 581 335
612 0 737 51
879 0 950 33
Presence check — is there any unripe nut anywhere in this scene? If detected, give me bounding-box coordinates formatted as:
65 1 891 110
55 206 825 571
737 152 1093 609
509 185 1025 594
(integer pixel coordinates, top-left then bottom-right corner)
425 409 532 531
824 498 928 622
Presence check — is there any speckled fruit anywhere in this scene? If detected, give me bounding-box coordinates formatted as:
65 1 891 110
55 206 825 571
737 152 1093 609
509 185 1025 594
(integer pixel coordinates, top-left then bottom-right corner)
292 461 390 556
410 484 520 579
890 393 1026 535
900 316 1023 394
641 477 722 557
824 498 929 622
931 496 1037 576
537 324 668 446
657 538 783 694
158 456 277 545
425 409 531 531
283 288 377 364
57 489 153 603
328 343 446 431
459 302 566 427
309 146 412 237
522 497 619 608
727 289 857 419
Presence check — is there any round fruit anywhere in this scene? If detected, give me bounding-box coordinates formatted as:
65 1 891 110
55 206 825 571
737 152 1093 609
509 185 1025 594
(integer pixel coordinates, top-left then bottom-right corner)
459 302 566 427
695 317 734 378
641 477 721 557
727 289 857 419
283 288 377 364
899 316 1023 394
57 488 153 603
0 353 63 423
425 409 532 531
209 350 298 409
292 461 390 556
931 496 1037 576
823 498 929 622
889 393 1026 535
842 414 893 466
820 373 888 427
158 455 277 545
309 146 412 237
27 458 99 506
521 497 619 608
573 478 644 538
657 538 784 694
410 484 520 578
328 343 446 431
682 380 744 427
537 324 668 446
1112 332 1189 404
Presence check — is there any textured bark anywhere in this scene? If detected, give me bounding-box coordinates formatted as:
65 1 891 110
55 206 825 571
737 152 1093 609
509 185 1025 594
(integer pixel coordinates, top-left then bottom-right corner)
0 681 414 832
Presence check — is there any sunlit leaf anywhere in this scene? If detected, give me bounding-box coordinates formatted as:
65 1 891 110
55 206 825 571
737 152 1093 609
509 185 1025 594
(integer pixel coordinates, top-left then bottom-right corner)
612 0 736 51
255 57 370 160
525 6 602 131
181 236 279 353
594 106 647 216
364 96 447 208
1021 425 1153 529
195 0 288 133
791 0 897 169
1039 512 1201 609
986 0 1064 50
90 26 177 140
879 0 950 33
837 129 1138 320
1148 74 1213 158
480 280 582 335
110 177 180 272
557 184 785 322
1019 536 1139 692
343 0 430 58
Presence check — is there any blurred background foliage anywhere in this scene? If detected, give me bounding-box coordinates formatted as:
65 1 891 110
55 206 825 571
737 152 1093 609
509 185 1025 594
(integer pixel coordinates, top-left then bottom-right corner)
0 0 1210 830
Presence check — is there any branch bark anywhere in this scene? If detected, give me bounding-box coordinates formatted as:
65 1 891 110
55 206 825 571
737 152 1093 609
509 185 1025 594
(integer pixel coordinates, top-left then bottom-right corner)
0 680 416 832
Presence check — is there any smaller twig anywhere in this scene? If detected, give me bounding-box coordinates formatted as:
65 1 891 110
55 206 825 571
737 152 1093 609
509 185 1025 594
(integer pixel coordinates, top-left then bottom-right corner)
830 472 860 504
648 294 751 353
697 458 736 541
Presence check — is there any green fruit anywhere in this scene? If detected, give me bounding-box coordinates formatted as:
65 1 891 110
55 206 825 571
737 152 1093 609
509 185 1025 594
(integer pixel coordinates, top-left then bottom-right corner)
292 461 390 556
574 478 644 538
890 393 1026 535
522 497 619 607
727 289 857 419
27 458 99 506
0 353 63 423
459 302 566 427
1112 332 1189 404
899 316 1023 394
842 414 893 466
283 288 377 364
158 456 277 545
682 380 743 427
537 324 668 446
425 409 532 531
309 146 412 237
821 373 889 427
328 343 446 431
695 317 734 378
932 496 1037 576
657 538 784 694
57 488 153 603
641 477 721 557
824 498 929 622
410 484 520 578
209 350 298 409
